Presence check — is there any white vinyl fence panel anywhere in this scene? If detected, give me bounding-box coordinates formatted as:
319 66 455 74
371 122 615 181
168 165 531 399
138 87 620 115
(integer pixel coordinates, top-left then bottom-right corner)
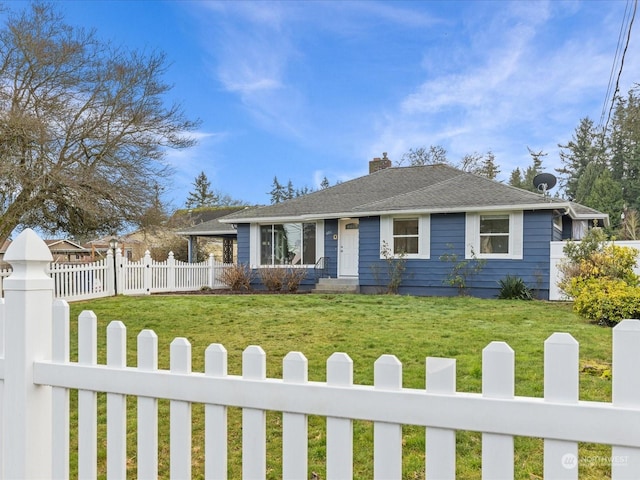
2 229 640 479
1 248 232 301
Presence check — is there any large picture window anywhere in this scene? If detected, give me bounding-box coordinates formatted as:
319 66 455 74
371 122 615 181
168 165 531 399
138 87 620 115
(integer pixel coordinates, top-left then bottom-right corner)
479 215 509 254
393 218 419 254
260 223 316 265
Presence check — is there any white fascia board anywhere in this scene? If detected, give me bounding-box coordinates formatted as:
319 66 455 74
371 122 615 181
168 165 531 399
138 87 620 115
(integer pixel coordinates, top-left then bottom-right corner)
222 202 571 224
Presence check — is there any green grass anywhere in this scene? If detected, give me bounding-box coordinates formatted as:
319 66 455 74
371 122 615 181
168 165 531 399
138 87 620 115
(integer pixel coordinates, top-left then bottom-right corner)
67 294 614 479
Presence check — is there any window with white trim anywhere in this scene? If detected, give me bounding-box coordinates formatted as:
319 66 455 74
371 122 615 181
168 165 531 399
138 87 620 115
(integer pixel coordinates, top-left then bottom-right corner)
393 218 419 254
466 211 523 259
479 215 509 254
380 215 430 259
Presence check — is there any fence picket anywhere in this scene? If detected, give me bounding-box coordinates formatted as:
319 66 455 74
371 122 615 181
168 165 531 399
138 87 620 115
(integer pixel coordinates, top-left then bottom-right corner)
52 300 70 480
326 352 353 480
613 320 640 479
243 346 267 479
543 333 579 479
374 354 402 479
78 310 98 479
137 330 159 479
482 342 515 479
205 343 228 480
283 352 309 480
106 321 127 479
170 338 193 479
426 357 456 479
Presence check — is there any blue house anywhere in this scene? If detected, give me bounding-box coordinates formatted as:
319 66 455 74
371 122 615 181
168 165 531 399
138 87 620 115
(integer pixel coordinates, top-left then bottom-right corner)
220 159 608 299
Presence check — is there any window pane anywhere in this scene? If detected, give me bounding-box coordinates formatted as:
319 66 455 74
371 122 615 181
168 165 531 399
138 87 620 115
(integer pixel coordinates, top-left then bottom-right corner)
394 237 418 254
394 219 418 235
282 224 302 265
302 223 316 265
260 225 273 265
480 235 509 254
480 216 509 234
273 225 289 265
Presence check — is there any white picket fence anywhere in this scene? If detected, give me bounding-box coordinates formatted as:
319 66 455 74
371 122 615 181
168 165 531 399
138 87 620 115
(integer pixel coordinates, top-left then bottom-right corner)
2 228 640 479
0 248 231 300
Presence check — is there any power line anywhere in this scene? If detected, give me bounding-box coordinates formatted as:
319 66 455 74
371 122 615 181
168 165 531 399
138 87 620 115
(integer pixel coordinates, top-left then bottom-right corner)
600 0 637 135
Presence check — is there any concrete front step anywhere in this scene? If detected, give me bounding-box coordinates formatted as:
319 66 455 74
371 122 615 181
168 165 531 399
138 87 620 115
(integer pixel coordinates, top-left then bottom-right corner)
312 277 360 293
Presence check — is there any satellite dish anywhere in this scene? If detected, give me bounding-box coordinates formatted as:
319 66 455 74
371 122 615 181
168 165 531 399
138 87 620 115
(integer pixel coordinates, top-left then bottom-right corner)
533 172 557 195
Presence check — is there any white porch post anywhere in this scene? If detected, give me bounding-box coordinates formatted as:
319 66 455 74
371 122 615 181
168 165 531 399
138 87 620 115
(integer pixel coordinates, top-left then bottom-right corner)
3 228 54 479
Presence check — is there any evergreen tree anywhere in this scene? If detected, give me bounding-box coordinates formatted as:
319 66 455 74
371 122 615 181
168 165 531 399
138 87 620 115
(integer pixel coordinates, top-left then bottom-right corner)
185 171 218 208
269 176 286 204
609 89 640 211
320 176 330 189
583 169 624 232
476 151 500 179
508 167 524 189
556 117 605 200
285 180 295 200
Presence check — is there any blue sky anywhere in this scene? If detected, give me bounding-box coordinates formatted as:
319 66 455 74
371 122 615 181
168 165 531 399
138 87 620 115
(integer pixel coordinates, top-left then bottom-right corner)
52 1 640 206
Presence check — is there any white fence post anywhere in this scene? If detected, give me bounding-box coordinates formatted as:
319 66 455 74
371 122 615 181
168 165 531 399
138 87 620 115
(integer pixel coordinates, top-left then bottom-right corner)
208 254 215 288
613 319 640 479
106 249 115 296
167 251 176 292
326 352 353 480
143 250 152 295
2 228 54 479
283 351 308 480
543 333 579 478
482 342 515 479
115 248 123 295
205 344 228 479
243 346 267 479
426 357 456 479
374 354 403 479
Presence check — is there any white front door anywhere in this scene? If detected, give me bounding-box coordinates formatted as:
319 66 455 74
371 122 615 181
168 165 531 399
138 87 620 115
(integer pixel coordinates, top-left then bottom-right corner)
339 219 359 277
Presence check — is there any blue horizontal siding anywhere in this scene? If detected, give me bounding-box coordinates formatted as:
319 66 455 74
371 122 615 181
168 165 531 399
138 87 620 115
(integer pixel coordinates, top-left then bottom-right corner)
359 211 553 299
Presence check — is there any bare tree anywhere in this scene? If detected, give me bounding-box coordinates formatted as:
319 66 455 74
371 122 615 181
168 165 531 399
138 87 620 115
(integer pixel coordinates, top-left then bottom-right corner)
399 145 448 166
0 3 199 243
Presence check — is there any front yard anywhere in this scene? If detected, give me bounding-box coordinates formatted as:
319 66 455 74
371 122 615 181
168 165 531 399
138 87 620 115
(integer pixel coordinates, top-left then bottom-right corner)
68 294 614 479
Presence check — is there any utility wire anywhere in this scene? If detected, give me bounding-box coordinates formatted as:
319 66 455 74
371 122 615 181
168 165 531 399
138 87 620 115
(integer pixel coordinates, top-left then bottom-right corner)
601 0 637 135
599 0 633 129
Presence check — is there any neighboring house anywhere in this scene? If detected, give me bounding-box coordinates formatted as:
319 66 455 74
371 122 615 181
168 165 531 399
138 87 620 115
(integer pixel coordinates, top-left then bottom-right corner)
219 159 608 299
175 206 245 263
0 239 91 265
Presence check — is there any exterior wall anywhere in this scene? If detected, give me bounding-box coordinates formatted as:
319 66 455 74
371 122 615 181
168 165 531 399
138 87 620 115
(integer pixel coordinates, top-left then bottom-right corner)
237 224 251 265
359 211 553 299
236 223 318 291
323 219 339 278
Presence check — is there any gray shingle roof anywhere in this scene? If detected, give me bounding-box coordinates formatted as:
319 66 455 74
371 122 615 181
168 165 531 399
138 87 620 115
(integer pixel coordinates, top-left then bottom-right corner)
220 164 606 222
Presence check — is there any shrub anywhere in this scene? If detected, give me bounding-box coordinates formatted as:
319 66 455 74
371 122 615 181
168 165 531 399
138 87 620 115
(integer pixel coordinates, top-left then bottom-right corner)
497 275 532 300
558 227 639 296
259 267 287 292
439 245 486 296
571 278 640 326
219 264 254 291
284 268 308 293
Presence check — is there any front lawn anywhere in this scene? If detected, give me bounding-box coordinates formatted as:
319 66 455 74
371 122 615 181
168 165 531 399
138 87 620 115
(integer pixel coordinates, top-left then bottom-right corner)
68 294 614 479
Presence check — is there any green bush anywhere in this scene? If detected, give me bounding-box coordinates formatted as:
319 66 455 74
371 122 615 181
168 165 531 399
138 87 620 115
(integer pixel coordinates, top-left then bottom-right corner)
497 275 532 300
572 278 640 326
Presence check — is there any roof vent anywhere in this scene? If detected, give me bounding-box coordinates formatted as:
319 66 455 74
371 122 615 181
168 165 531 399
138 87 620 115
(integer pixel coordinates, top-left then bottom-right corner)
369 152 391 174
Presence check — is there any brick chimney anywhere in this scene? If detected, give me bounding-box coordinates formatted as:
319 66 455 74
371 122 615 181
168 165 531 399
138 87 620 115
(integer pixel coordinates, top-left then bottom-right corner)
369 152 392 174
